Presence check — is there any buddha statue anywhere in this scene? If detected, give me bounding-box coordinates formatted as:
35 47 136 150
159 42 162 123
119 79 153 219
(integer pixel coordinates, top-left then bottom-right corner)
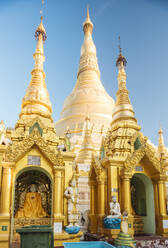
15 184 48 218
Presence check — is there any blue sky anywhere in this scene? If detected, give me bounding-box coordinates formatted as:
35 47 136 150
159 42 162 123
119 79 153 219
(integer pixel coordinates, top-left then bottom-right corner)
0 0 168 146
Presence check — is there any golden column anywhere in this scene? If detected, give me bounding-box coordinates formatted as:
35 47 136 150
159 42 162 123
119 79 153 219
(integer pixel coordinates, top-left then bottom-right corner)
90 180 96 215
158 179 166 216
0 167 12 215
121 172 135 235
122 173 132 215
53 169 63 217
108 166 118 202
0 146 7 193
97 175 106 233
89 179 97 233
97 179 105 216
153 174 168 236
0 166 12 248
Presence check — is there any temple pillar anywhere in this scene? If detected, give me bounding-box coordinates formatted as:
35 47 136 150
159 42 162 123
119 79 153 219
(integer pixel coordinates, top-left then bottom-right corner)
54 170 62 217
89 180 97 233
0 167 12 215
97 180 105 216
152 174 168 237
158 179 167 216
0 166 12 248
108 166 118 202
97 176 106 234
53 169 65 239
0 146 7 193
122 175 131 215
121 173 134 236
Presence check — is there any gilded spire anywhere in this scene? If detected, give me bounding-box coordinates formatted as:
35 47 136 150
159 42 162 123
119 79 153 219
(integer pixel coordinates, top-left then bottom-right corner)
83 6 93 33
116 37 130 106
19 14 52 121
158 127 166 156
78 7 100 76
112 37 137 125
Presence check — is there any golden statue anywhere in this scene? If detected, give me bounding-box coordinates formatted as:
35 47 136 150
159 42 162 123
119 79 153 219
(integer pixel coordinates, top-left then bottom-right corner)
15 184 48 218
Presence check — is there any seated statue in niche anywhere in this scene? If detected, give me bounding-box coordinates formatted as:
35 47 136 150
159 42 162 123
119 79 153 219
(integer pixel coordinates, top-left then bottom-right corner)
104 195 121 229
107 195 121 218
15 184 48 218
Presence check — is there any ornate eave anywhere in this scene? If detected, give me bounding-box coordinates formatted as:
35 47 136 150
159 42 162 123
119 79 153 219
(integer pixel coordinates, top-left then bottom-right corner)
4 130 65 167
124 141 161 174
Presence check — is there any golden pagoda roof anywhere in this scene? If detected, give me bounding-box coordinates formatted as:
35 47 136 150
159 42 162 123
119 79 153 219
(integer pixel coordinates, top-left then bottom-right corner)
19 18 53 121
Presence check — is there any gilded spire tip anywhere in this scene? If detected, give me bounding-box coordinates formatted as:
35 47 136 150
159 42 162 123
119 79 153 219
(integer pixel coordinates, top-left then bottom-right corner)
83 6 93 32
158 126 166 156
158 127 163 134
118 36 122 55
116 36 127 67
87 5 90 19
35 0 46 41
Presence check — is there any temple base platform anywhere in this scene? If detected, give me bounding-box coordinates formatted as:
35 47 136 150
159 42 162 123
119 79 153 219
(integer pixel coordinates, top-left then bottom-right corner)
84 232 168 248
135 234 168 248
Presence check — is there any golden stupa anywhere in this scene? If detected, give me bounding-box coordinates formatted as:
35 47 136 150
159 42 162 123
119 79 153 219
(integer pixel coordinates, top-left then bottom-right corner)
55 8 115 137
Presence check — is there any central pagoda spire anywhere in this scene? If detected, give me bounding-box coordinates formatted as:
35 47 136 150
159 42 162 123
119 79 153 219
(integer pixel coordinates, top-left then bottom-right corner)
19 15 52 121
55 8 115 220
56 8 114 136
78 7 100 78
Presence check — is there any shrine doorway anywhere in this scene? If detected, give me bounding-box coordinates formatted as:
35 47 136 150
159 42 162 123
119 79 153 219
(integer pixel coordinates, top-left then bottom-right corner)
131 173 155 234
11 168 52 246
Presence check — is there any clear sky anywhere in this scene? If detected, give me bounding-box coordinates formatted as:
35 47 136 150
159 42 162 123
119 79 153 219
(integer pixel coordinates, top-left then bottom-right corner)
0 0 168 146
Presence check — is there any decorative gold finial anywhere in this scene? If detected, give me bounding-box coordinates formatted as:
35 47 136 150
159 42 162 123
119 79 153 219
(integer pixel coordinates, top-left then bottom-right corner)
35 0 47 41
87 5 90 20
40 0 44 20
158 127 166 156
116 36 127 67
158 127 163 135
83 6 93 33
118 36 122 55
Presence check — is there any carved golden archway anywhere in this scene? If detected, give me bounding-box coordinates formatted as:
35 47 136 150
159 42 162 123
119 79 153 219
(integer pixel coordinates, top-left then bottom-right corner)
124 141 161 175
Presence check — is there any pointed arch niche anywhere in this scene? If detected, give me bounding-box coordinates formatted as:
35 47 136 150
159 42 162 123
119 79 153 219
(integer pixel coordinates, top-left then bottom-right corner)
131 173 155 234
